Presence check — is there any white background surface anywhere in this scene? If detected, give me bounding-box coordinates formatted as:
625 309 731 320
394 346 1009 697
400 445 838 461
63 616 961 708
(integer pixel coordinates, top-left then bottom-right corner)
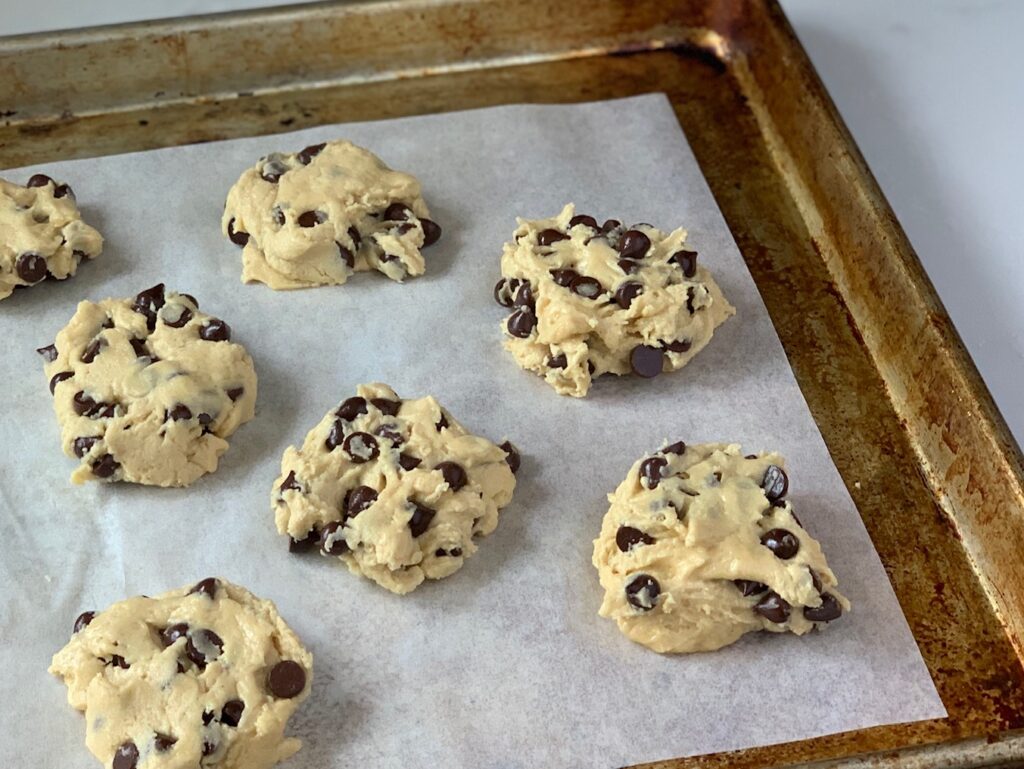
2 0 1021 446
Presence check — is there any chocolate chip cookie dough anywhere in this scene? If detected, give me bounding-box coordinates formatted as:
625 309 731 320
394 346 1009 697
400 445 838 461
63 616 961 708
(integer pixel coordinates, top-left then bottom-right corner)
39 284 257 486
1 174 103 301
494 204 734 397
222 140 441 288
593 442 848 653
50 578 312 769
274 383 519 594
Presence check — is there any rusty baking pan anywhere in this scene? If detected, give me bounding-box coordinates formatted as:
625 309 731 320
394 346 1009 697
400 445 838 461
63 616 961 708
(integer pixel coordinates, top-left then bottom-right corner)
2 0 1023 767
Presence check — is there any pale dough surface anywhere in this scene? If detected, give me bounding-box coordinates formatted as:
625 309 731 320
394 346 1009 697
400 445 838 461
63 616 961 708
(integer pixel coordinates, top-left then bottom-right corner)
50 578 312 769
593 442 849 653
40 284 257 487
496 204 734 397
222 140 441 289
0 174 103 300
274 382 518 594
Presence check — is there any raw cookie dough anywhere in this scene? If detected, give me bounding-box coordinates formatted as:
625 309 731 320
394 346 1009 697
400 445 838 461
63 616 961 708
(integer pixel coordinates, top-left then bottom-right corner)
273 382 519 594
494 204 734 397
222 140 442 289
50 577 312 769
592 442 849 653
0 173 103 300
39 284 257 486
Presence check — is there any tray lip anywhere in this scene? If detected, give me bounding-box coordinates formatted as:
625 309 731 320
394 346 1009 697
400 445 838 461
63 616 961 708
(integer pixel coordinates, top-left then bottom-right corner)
2 0 1022 766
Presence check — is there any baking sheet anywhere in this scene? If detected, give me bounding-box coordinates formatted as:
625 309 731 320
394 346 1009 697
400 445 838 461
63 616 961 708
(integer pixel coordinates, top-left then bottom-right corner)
0 94 944 768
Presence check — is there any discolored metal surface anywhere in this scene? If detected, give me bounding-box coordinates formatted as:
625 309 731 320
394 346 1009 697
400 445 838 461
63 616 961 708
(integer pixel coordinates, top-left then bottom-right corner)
1 1 1022 767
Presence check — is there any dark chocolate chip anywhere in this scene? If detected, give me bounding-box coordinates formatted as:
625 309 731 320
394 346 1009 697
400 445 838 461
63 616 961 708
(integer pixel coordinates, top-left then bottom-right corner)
273 208 286 226
279 470 302 493
754 591 791 623
15 252 46 283
662 441 686 455
804 593 842 622
347 225 361 250
297 142 326 164
49 371 73 394
500 440 521 474
760 528 800 560
185 628 224 668
129 338 150 358
80 339 104 364
132 284 166 331
325 420 345 451
112 741 139 769
202 710 216 726
160 623 190 648
548 354 567 369
550 268 579 287
36 343 57 362
289 531 317 553
617 258 640 274
625 574 660 611
436 461 467 492
512 282 534 308
336 242 354 268
733 579 769 597
91 454 119 478
226 387 244 401
762 465 789 503
450 547 463 556
221 699 245 727
164 306 193 328
345 485 378 517
73 611 95 634
663 339 692 353
202 739 217 757
616 526 655 552
493 278 520 307
342 432 379 463
614 281 643 309
601 219 621 233
371 397 401 416
26 173 54 189
374 423 403 445
188 578 217 599
261 159 288 183
436 413 449 431
199 319 231 342
629 345 664 378
166 404 192 421
268 660 306 699
537 229 569 247
336 396 368 421
107 654 130 669
617 230 651 260
154 734 177 752
297 210 325 228
569 214 598 229
569 275 603 299
398 452 422 471
384 202 412 221
809 568 823 593
408 503 436 537
72 436 99 458
506 307 536 338
227 218 249 247
686 286 697 314
319 521 348 555
54 183 73 199
670 249 698 277
420 218 442 247
639 456 668 489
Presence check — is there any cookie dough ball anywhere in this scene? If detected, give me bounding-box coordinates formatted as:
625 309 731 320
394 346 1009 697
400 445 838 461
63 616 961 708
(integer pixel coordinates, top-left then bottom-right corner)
592 442 848 653
0 174 103 300
38 284 257 486
494 204 734 397
50 577 312 769
222 140 442 289
273 383 519 594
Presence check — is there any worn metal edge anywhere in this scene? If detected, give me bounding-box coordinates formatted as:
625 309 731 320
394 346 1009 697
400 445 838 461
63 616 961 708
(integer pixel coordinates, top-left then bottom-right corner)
784 729 1024 769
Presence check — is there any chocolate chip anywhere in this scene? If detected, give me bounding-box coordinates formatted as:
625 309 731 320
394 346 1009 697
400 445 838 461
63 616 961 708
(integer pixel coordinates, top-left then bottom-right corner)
549 268 578 287
493 278 520 307
398 452 421 471
617 259 640 274
336 396 368 421
733 579 769 596
202 710 216 726
91 454 119 478
199 319 231 342
512 282 534 308
36 343 57 362
268 660 306 699
163 305 193 328
370 397 400 416
663 339 692 353
154 734 177 752
289 530 317 553
670 249 698 277
804 593 842 622
569 214 598 229
436 461 467 492
73 611 95 634
186 628 224 668
625 574 660 610
754 592 791 623
202 739 217 757
72 436 99 458
421 218 442 247
537 229 569 247
297 210 325 227
226 386 244 401
227 218 249 246
107 654 129 669
548 353 567 369
73 392 117 419
762 465 789 503
26 173 54 189
342 432 379 463
616 526 655 552
166 404 192 421
760 528 800 560
279 470 301 493
133 284 166 331
345 485 378 517
374 423 403 445
297 142 326 164
618 230 651 260
569 275 603 299
324 420 345 451
809 568 823 593
273 208 286 226
629 345 664 378
319 521 348 555
662 441 686 455
436 413 449 431
54 183 73 199
500 440 521 474
80 338 104 364
614 281 643 309
347 225 361 250
601 218 621 232
15 253 46 283
384 202 412 221
639 456 668 489
686 286 697 314
261 159 288 183
112 741 139 769
408 503 436 537
160 623 189 648
188 577 217 599
506 307 536 338
49 371 73 394
221 699 245 727
336 242 355 268
129 338 149 359
587 360 596 376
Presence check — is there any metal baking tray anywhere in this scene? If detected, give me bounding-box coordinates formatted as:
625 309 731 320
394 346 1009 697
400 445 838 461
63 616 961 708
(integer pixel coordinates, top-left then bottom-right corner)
2 1 1023 767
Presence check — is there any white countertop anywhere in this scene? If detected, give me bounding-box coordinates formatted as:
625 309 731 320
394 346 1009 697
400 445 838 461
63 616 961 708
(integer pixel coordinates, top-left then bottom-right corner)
4 0 1022 447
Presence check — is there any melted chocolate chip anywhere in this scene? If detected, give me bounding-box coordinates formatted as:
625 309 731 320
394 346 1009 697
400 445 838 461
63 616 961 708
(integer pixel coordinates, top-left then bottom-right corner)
297 142 326 164
569 214 598 229
760 528 800 560
319 521 348 555
639 456 668 489
36 343 57 362
733 579 769 597
186 628 224 668
336 396 368 421
408 503 436 537
616 526 655 552
268 660 306 699
49 371 73 394
166 404 192 421
279 470 301 493
112 741 139 769
625 574 660 611
91 454 119 478
804 593 842 622
629 345 664 378
754 592 791 623
374 423 403 445
345 486 378 517
72 436 99 458
618 230 651 260
227 218 249 247
188 578 217 599
221 699 245 727
73 611 96 634
569 275 603 299
662 441 686 455
342 432 379 463
421 218 442 247
537 229 569 247
297 210 325 228
500 440 521 474
163 306 193 328
132 284 166 331
199 319 231 342
398 452 422 471
16 253 47 283
506 307 536 338
550 268 579 287
614 281 643 309
670 249 698 277
663 339 692 354
762 465 789 503
436 461 468 492
160 623 190 648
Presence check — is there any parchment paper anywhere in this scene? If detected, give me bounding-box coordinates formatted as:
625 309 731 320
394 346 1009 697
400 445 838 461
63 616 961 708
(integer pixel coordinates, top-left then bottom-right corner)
0 95 944 768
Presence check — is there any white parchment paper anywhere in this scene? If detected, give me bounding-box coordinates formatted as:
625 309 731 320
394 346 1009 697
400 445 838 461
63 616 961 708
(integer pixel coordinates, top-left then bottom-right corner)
0 95 944 768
